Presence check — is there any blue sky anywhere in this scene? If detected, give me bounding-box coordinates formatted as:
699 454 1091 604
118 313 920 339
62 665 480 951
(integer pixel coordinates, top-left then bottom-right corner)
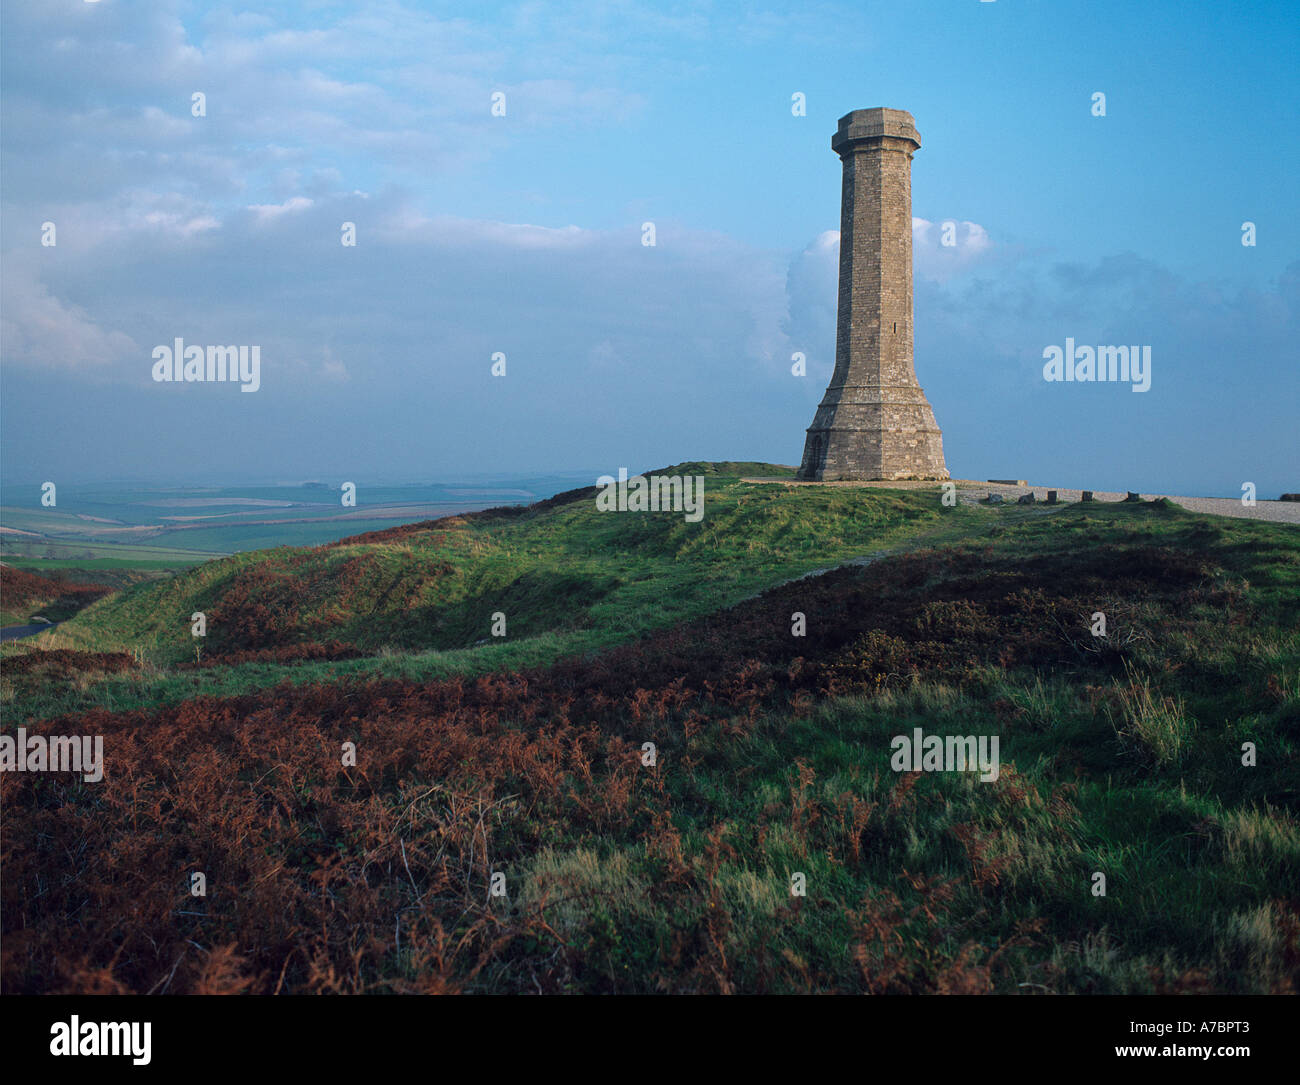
2 0 1296 496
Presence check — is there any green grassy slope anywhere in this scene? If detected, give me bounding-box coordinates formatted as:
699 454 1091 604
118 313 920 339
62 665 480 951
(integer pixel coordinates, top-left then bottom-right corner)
47 470 963 666
7 469 1298 744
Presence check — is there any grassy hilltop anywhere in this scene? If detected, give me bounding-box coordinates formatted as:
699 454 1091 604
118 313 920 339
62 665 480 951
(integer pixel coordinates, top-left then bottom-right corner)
27 464 957 703
2 465 1298 994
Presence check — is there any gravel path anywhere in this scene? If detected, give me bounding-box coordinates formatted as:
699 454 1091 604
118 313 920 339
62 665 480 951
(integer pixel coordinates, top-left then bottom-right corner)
741 478 1299 524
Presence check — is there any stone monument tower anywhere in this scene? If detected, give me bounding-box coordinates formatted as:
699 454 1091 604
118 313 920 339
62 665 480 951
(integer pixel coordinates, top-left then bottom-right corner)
797 108 948 481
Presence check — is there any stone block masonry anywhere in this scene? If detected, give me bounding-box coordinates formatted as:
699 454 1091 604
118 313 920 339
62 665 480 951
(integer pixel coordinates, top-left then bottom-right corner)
798 108 948 481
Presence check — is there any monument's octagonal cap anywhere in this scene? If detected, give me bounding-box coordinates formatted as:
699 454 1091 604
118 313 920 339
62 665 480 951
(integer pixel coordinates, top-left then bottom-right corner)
832 107 921 155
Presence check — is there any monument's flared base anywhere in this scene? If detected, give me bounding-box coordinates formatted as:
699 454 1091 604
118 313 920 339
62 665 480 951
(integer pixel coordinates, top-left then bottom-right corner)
796 469 950 482
796 464 950 482
796 401 949 482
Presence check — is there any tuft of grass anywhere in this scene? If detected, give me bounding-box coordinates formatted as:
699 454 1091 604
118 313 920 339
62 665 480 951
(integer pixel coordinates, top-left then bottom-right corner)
1105 664 1196 767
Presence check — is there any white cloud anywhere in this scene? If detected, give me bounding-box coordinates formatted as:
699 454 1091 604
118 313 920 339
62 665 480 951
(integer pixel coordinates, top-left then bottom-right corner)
912 218 994 282
0 264 137 370
0 0 643 215
377 213 593 250
248 196 314 222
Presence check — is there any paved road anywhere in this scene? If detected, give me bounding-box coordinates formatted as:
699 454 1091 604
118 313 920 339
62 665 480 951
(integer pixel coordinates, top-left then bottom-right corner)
1 622 58 643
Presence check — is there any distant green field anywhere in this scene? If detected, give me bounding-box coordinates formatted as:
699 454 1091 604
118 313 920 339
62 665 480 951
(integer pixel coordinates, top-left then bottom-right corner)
0 476 583 558
156 518 446 552
3 555 210 572
0 539 225 564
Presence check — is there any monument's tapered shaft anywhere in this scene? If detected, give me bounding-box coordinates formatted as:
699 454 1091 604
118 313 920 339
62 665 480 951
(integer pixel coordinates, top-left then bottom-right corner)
797 108 948 481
